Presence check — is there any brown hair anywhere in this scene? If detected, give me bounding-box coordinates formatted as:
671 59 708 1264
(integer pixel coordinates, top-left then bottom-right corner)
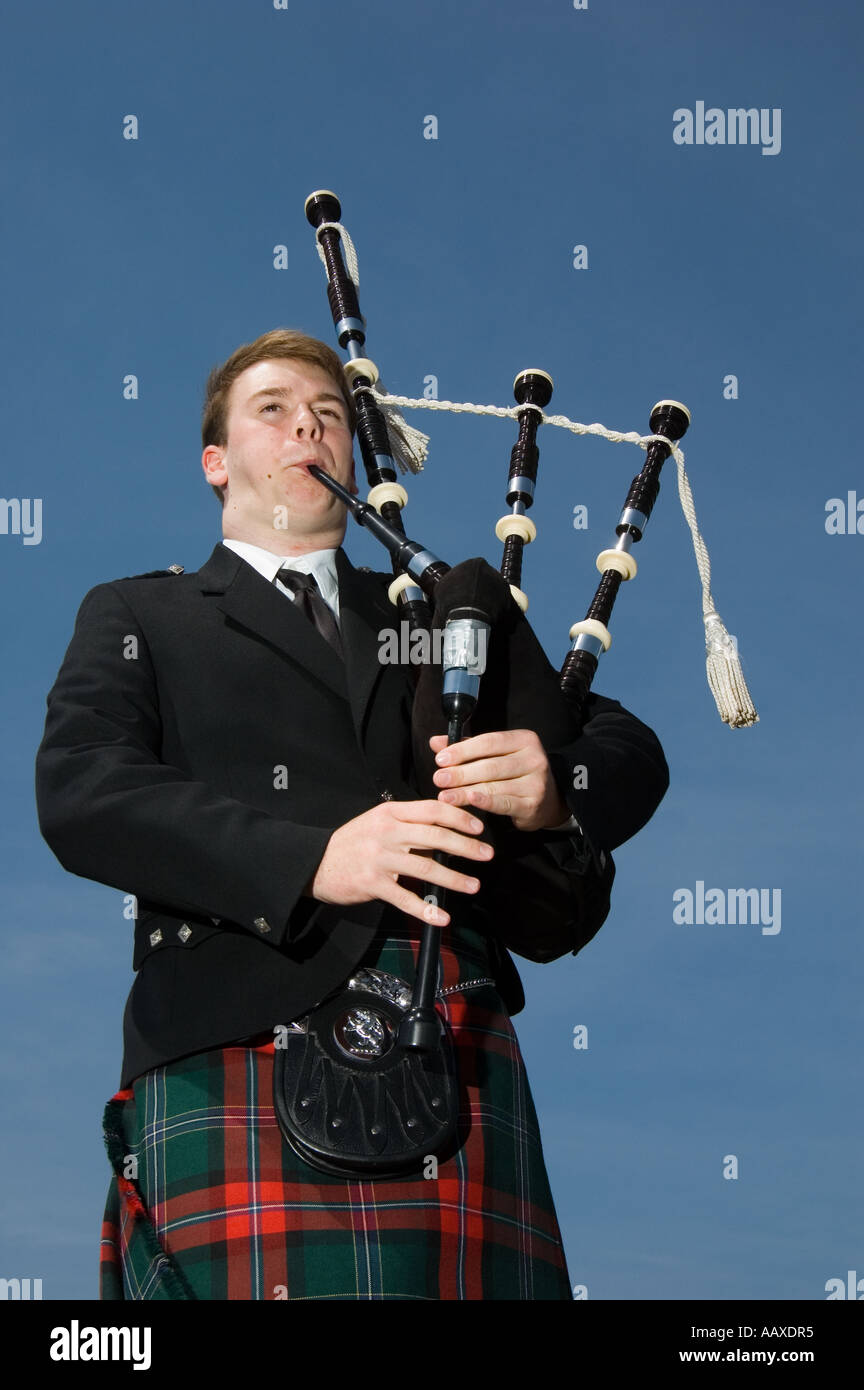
201 328 356 504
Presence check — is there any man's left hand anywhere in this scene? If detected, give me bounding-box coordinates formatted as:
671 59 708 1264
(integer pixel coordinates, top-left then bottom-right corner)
428 729 570 833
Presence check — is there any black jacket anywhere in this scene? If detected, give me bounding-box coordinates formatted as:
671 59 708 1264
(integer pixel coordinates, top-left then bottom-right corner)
34 543 669 1088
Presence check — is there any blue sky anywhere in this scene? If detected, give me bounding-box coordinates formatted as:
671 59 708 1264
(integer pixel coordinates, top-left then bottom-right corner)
2 0 862 1300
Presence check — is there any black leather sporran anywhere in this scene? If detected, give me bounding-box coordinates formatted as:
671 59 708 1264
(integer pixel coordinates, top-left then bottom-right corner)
272 966 458 1180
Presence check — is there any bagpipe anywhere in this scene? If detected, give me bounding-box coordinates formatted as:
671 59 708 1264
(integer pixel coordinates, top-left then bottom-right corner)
272 190 759 1181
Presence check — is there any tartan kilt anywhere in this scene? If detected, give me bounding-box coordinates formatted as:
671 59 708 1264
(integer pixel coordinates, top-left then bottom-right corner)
99 920 573 1301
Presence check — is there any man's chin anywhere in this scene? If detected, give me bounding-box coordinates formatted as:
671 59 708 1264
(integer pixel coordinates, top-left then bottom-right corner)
266 509 347 547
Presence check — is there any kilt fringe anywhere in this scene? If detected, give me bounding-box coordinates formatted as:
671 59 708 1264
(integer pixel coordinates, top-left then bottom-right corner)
102 1096 197 1300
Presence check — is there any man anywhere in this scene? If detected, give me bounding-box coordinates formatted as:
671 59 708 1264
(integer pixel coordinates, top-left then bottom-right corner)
35 328 669 1301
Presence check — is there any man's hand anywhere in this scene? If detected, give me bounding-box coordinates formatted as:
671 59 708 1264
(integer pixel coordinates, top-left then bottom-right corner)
428 729 570 832
305 799 494 926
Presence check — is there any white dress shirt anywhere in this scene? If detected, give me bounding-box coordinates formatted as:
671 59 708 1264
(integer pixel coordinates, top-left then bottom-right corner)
221 538 341 620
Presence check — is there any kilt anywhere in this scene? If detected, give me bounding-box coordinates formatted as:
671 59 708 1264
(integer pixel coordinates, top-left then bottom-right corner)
99 920 573 1300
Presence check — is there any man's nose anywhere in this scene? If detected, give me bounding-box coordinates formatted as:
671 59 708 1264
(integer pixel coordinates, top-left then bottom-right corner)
293 404 322 440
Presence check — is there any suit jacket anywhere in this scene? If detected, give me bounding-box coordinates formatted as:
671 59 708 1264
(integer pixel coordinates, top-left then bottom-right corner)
34 542 669 1088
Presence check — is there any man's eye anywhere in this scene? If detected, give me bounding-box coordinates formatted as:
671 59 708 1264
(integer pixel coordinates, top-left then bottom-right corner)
261 402 281 413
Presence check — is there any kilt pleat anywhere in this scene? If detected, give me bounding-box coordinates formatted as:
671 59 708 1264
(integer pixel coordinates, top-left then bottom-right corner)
99 923 573 1300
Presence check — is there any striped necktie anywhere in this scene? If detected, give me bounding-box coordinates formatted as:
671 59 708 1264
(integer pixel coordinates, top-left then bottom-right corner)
275 567 343 658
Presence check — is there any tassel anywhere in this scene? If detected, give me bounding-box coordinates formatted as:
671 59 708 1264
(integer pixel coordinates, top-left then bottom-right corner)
704 611 759 728
673 450 759 727
370 383 429 475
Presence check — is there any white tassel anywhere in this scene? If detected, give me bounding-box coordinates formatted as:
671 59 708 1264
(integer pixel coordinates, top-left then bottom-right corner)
704 612 759 728
673 450 758 728
369 383 429 475
313 227 428 475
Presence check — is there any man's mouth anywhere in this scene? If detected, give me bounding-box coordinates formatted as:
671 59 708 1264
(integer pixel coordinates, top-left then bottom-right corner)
286 458 325 473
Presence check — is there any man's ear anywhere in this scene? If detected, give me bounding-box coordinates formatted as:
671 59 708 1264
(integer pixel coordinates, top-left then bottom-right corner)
202 444 228 491
349 457 359 497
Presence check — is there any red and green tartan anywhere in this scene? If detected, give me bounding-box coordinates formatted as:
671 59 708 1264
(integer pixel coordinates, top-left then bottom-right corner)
99 924 573 1300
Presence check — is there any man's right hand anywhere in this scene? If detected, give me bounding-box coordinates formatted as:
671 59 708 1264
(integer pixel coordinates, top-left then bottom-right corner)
304 800 494 926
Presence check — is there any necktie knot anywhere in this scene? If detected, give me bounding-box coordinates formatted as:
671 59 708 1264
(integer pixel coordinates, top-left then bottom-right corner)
275 567 343 658
277 568 317 596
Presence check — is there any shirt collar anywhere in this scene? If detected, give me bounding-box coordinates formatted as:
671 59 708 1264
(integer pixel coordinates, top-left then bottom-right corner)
220 538 341 613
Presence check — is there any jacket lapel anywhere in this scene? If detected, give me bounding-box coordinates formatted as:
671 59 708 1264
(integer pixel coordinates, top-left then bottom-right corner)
334 547 400 743
196 544 397 734
198 543 348 699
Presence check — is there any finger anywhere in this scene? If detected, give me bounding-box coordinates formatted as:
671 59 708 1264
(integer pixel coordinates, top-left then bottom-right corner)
388 799 487 835
436 789 551 832
390 853 484 897
378 877 450 926
443 776 539 802
434 729 536 767
432 750 542 789
402 824 495 862
437 781 535 818
437 786 502 814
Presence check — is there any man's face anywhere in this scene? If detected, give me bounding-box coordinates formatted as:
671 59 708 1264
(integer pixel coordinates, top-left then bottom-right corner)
202 357 357 543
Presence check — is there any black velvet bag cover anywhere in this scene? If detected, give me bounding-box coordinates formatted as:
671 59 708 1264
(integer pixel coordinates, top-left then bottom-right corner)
411 558 614 963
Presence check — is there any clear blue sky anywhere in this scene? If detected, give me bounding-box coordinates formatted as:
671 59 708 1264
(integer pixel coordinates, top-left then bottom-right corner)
2 0 861 1300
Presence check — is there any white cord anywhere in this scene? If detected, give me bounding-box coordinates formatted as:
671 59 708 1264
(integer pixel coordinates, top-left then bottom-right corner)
311 227 757 727
369 386 758 729
315 221 360 285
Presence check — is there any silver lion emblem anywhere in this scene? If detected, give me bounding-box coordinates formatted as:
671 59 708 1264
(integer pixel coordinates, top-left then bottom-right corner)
333 1007 396 1059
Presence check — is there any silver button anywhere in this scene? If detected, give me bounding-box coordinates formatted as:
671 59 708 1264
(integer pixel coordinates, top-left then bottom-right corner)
178 924 192 943
167 564 185 574
149 928 163 947
254 916 272 934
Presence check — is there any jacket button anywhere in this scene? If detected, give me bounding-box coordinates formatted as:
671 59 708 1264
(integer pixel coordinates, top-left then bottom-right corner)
177 924 192 943
149 928 163 947
254 916 272 934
